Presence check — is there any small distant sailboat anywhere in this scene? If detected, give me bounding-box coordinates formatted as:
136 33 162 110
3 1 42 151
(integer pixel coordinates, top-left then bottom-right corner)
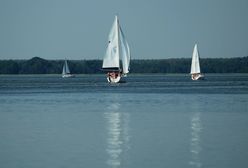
62 59 74 78
102 16 131 83
190 44 204 80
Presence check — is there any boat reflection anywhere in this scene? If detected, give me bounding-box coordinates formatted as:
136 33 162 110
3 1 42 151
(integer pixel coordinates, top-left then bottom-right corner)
189 112 202 168
104 102 130 168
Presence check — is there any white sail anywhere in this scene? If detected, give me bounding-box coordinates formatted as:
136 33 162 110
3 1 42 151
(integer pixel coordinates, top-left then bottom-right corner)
120 26 130 74
190 44 201 74
102 16 120 69
62 60 70 75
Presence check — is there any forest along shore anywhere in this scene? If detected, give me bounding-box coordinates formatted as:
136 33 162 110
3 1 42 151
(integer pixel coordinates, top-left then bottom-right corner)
0 56 248 74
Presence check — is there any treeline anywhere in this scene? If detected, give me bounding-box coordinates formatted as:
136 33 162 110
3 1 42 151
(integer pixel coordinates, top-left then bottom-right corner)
0 56 248 74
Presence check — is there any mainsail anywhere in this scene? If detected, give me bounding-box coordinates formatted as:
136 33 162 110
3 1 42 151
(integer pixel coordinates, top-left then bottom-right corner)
190 44 201 74
102 16 120 70
62 60 70 75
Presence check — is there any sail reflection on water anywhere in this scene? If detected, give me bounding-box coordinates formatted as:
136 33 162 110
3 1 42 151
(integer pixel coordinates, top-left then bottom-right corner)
104 102 130 168
189 112 202 168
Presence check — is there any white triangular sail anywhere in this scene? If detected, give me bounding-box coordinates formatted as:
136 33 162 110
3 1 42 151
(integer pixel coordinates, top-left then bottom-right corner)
102 16 120 69
62 60 70 75
120 26 130 74
190 44 201 74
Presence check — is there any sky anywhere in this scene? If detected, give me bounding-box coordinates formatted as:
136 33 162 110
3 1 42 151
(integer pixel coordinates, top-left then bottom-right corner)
0 0 248 60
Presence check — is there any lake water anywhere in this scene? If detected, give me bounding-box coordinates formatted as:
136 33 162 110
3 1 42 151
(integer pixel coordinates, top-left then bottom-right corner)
0 74 248 168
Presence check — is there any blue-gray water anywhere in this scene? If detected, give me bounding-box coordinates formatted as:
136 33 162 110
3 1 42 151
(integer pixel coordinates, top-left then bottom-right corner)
0 74 248 168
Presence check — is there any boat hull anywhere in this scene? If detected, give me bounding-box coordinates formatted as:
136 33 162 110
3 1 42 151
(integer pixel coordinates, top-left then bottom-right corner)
191 73 204 80
107 76 121 83
62 74 75 78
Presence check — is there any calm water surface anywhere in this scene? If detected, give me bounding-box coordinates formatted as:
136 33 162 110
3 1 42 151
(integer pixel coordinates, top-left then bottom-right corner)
0 74 248 168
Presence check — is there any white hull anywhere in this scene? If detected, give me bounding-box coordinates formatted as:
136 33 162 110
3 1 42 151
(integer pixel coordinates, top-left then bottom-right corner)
62 74 75 78
191 73 204 80
107 75 121 83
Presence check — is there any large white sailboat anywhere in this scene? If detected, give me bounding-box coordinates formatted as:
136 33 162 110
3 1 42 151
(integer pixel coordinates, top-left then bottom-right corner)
102 16 131 83
62 59 74 78
190 44 204 80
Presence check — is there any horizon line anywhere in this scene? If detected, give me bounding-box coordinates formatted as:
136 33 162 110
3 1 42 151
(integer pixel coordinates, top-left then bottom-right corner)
0 56 248 61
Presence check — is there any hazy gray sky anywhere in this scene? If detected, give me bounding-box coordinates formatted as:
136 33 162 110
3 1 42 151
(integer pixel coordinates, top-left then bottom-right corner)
0 0 248 60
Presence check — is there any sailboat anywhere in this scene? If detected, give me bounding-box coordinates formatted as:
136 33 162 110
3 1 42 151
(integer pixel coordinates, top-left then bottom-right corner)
102 16 131 83
190 44 204 80
62 59 74 78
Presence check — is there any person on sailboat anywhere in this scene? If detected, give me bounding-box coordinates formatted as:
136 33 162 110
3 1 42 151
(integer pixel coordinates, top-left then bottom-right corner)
106 71 119 82
107 71 119 79
192 74 197 80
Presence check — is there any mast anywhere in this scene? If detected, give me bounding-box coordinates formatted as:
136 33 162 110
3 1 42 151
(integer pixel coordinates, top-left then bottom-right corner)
116 15 120 70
